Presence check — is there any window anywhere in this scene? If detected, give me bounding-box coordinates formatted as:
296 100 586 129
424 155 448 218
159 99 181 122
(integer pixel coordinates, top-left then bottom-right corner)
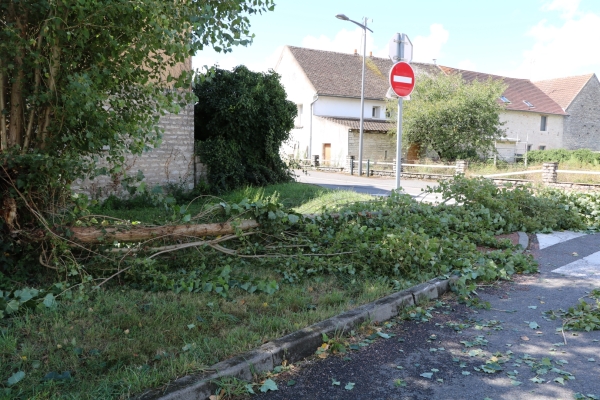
540 115 547 131
527 144 532 151
385 109 391 118
500 96 511 103
523 100 534 108
372 106 381 118
538 145 546 150
384 150 388 160
295 104 303 128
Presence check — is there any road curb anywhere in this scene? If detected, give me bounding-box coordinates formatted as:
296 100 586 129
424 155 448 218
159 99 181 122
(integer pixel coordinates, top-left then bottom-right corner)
145 233 528 400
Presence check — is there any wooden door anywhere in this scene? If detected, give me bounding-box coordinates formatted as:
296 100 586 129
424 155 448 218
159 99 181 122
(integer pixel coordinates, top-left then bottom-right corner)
323 143 331 165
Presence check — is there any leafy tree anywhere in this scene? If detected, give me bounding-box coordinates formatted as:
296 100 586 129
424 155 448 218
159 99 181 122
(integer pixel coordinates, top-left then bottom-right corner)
0 0 274 194
194 66 296 193
388 73 506 161
0 1 274 273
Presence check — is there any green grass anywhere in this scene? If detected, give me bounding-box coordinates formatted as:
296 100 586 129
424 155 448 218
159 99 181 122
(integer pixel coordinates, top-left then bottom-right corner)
1 276 393 399
1 182 383 398
92 182 374 224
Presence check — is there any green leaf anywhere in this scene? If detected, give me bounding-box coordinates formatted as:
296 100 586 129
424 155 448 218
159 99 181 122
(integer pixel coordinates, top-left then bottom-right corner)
42 293 56 308
553 377 565 385
345 382 355 390
259 378 278 392
7 371 25 386
6 300 19 314
287 380 296 386
529 321 540 329
245 384 255 394
287 214 300 224
332 379 340 386
420 372 433 379
462 371 471 375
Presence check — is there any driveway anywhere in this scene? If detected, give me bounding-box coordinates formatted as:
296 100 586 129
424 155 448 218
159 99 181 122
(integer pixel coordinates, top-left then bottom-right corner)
294 170 442 202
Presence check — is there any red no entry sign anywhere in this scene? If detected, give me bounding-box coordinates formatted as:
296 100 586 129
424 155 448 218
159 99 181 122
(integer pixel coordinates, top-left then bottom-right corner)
389 61 415 97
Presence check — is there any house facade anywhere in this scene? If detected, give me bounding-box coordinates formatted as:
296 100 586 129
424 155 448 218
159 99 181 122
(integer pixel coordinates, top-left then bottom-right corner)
277 46 573 164
534 74 600 150
275 46 438 166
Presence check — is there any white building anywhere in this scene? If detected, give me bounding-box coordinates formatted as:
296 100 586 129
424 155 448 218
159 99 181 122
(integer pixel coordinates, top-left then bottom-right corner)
275 45 570 164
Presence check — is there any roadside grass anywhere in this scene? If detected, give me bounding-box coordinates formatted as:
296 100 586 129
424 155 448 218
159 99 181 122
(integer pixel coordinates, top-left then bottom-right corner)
1 182 383 398
1 274 393 399
91 182 374 224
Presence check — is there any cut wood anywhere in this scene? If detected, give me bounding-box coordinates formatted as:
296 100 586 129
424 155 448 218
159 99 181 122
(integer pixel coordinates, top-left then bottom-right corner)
69 219 260 244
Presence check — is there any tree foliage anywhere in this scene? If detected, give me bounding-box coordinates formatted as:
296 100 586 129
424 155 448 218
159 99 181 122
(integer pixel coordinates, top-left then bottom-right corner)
194 66 296 193
0 0 274 274
388 73 506 161
0 0 274 189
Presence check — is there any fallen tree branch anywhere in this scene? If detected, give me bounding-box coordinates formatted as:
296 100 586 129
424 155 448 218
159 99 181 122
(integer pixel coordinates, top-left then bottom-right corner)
69 219 260 244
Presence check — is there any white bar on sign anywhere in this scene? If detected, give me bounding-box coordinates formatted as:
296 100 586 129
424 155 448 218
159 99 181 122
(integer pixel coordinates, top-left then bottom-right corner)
393 75 412 84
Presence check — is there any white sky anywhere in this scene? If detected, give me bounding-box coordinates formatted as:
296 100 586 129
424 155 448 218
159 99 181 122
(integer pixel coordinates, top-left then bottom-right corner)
193 0 600 81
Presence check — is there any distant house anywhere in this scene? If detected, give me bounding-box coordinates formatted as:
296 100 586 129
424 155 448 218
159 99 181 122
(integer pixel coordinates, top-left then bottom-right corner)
439 67 568 160
534 74 600 150
275 45 595 164
275 46 438 166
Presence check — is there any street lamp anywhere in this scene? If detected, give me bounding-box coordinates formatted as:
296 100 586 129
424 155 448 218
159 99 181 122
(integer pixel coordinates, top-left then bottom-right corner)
336 13 372 176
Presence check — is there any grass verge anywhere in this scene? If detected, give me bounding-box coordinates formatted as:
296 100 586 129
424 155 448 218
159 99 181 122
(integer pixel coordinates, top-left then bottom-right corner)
1 271 393 399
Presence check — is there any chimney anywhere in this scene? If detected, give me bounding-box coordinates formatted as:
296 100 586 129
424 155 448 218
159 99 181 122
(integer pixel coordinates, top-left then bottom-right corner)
354 49 358 56
433 59 437 65
369 51 373 57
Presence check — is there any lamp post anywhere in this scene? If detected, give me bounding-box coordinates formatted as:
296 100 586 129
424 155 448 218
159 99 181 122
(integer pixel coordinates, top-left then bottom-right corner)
336 14 372 176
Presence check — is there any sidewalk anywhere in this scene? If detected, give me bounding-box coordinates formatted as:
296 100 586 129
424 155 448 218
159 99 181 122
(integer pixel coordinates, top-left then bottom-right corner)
251 232 600 400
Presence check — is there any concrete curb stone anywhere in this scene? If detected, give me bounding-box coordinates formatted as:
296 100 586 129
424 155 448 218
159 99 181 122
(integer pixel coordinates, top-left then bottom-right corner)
144 233 529 400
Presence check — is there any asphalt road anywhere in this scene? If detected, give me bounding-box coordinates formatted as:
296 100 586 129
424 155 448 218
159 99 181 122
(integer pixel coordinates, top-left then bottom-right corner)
251 232 600 400
293 170 442 202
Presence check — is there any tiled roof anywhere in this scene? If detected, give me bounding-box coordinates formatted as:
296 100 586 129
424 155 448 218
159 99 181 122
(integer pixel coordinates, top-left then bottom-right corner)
287 46 440 100
533 74 595 110
321 116 392 131
438 66 567 116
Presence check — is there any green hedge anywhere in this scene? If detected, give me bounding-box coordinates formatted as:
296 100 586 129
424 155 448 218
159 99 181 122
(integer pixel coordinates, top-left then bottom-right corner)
527 149 600 164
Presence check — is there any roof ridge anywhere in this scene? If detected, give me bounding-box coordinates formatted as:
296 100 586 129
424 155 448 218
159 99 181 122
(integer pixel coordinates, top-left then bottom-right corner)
286 45 438 67
438 65 530 81
533 73 594 84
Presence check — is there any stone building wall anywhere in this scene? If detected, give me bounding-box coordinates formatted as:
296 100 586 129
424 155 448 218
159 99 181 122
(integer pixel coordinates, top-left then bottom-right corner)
348 130 396 162
563 76 600 150
73 104 197 199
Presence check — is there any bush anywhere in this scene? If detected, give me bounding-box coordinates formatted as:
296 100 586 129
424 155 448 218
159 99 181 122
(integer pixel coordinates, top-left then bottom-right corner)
194 66 297 193
527 149 600 165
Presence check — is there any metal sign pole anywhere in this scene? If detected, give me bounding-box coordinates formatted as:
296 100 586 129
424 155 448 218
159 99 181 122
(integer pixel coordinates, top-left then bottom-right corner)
395 97 403 190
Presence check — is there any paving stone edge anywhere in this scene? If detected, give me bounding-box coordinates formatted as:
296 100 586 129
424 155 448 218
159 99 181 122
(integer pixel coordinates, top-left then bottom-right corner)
141 233 529 400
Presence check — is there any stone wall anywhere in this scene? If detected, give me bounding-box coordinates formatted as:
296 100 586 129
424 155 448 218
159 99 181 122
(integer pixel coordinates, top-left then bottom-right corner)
73 104 197 199
348 131 396 162
563 76 600 150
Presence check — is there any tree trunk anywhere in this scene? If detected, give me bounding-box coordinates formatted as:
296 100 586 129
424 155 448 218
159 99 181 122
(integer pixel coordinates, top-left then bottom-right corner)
68 219 261 244
0 60 7 151
407 142 422 163
7 5 26 148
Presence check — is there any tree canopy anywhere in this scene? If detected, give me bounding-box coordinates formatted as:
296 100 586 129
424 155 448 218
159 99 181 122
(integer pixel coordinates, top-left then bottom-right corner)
194 66 296 192
388 72 506 161
0 0 274 184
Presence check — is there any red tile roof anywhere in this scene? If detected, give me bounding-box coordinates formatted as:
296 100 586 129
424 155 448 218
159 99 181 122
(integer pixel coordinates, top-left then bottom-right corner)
287 46 439 100
321 116 392 131
533 74 595 110
438 66 567 116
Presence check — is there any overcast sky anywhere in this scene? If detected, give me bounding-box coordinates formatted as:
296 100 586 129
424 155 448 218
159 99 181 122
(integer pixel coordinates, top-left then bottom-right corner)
192 0 600 81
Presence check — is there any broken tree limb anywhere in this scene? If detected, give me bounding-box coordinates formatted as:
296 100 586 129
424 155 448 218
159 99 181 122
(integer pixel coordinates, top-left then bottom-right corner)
69 219 260 244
